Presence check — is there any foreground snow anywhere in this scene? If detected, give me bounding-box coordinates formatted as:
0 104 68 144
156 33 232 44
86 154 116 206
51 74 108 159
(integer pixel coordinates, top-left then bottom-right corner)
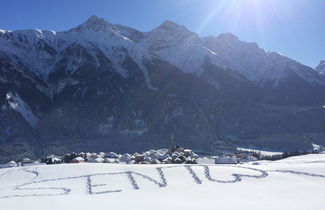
0 154 324 210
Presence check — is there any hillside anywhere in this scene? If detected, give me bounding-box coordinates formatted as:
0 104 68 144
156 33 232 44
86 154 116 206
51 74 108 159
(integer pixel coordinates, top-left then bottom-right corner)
1 16 325 162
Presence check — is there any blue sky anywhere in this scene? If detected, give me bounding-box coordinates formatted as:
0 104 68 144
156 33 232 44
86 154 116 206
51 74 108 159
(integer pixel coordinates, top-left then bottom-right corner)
0 0 324 67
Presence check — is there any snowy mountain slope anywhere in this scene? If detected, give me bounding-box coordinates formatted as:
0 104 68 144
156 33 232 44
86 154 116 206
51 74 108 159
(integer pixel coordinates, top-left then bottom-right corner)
201 35 325 87
116 20 325 87
138 21 231 76
0 16 158 90
1 16 325 161
0 29 60 78
117 22 264 100
117 20 325 104
5 92 39 128
0 58 50 133
315 60 325 75
0 154 325 210
1 17 324 89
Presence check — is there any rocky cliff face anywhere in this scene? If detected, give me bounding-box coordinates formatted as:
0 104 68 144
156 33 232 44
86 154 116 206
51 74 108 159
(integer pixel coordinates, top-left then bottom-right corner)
0 16 324 162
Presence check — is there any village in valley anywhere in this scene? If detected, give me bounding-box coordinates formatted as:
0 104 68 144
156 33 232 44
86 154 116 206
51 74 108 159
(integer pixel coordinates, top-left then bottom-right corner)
1 132 323 169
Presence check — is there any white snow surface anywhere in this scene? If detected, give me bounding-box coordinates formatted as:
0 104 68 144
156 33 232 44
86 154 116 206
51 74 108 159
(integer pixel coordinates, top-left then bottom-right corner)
0 154 324 210
237 147 283 156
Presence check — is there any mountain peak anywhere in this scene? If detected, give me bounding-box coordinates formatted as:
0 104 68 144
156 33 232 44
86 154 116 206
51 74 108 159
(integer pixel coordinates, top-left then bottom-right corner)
216 33 239 42
155 20 191 33
71 15 113 33
161 20 180 27
87 15 101 22
85 15 109 25
147 20 197 42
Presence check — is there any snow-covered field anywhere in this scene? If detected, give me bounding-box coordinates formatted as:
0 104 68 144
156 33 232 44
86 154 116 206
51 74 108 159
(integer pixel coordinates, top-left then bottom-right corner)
237 147 283 156
0 154 325 210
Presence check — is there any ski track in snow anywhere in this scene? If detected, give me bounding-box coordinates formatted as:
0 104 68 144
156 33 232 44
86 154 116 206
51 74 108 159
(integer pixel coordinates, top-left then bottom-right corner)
269 170 325 178
0 163 324 200
0 169 14 180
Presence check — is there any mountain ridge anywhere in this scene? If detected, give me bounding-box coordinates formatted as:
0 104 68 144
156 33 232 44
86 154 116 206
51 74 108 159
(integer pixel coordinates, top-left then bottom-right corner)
1 16 324 87
0 15 324 162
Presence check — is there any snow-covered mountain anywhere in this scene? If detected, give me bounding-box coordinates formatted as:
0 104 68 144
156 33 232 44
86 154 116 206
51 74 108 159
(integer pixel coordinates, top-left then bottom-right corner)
0 16 325 162
0 16 159 90
315 60 325 75
1 16 324 88
117 20 325 88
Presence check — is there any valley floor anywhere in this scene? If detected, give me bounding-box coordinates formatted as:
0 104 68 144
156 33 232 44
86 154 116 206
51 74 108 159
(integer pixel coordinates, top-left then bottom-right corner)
0 154 325 210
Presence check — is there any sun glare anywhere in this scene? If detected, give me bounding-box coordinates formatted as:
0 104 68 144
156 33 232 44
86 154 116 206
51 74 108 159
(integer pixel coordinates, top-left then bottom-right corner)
192 0 300 43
